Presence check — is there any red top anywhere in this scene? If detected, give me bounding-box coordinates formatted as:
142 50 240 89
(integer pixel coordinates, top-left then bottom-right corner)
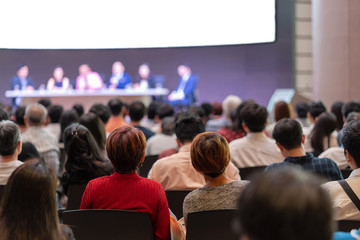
217 128 246 143
80 172 170 240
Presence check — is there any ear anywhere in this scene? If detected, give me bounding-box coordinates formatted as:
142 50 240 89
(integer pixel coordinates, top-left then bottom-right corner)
275 142 284 152
242 123 249 133
17 140 22 155
265 120 269 126
140 154 145 163
24 115 28 126
301 134 305 144
345 150 358 170
176 138 182 148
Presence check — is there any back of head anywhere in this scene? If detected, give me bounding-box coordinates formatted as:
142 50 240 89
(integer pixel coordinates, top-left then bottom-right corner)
107 98 124 116
156 103 174 120
342 119 360 168
129 101 145 122
235 99 256 131
72 104 84 117
211 102 223 116
79 112 106 149
236 167 333 240
188 106 206 120
274 101 291 122
295 102 309 118
0 159 60 240
342 101 360 119
310 112 337 155
60 109 79 142
106 126 146 173
0 120 21 156
240 102 268 132
89 103 111 124
175 112 205 144
331 101 344 130
222 95 242 118
273 118 303 150
38 98 52 108
200 102 212 118
191 132 230 178
309 101 327 120
0 108 9 121
147 102 158 120
15 106 26 126
346 112 360 124
25 103 48 126
161 117 175 136
47 104 64 123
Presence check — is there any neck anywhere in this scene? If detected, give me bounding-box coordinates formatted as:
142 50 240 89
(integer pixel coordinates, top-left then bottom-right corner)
130 121 140 126
0 154 18 163
282 147 306 158
203 173 232 187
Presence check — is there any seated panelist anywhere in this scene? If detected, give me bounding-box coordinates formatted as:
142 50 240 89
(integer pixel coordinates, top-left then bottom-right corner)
76 64 104 90
107 61 131 89
11 64 35 91
46 66 70 90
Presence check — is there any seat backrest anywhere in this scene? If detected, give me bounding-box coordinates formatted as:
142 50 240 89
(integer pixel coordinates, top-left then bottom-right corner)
0 185 5 200
63 209 154 240
238 166 266 180
138 155 159 178
66 183 88 210
337 220 360 232
186 209 238 240
165 190 191 219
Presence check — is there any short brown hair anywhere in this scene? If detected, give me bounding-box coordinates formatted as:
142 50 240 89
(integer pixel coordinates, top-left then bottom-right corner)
190 132 230 178
106 126 146 173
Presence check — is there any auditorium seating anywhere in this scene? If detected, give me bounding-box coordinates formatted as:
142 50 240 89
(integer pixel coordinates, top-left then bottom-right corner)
337 220 360 232
165 190 192 219
63 209 154 240
186 209 238 240
66 183 88 210
137 155 159 178
238 166 266 180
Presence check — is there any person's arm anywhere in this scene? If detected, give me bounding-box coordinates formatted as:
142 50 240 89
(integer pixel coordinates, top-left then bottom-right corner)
62 77 70 89
47 78 55 90
154 186 170 240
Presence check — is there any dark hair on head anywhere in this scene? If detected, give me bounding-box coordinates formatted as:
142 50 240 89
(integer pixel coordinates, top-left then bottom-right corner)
18 142 40 162
342 119 360 168
274 101 291 122
147 102 158 120
0 159 64 239
59 109 79 142
161 117 175 136
47 104 64 123
16 63 27 71
240 102 268 132
331 101 344 131
273 118 303 150
72 104 84 117
236 167 333 240
175 112 205 143
201 102 213 117
211 102 223 116
341 101 360 119
235 100 255 131
346 112 360 124
129 101 146 122
108 98 124 115
89 103 111 124
80 112 106 150
157 103 174 120
64 124 105 189
309 101 327 120
0 120 21 156
191 132 230 178
15 106 26 126
37 98 52 108
0 108 9 121
106 126 146 173
188 106 206 119
310 112 337 156
295 102 310 118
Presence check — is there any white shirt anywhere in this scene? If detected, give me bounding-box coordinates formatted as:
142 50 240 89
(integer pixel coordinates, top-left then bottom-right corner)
229 132 283 168
322 168 360 220
0 160 23 185
145 133 177 156
319 147 348 170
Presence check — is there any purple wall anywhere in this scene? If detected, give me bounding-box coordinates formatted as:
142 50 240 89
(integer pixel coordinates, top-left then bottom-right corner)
0 0 294 108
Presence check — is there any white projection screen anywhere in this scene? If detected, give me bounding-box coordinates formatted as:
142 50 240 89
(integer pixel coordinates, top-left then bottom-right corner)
0 0 275 49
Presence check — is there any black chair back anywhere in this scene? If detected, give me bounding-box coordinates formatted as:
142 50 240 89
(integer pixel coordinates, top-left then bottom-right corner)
63 209 154 240
0 185 5 200
186 209 238 240
337 220 360 232
66 183 88 210
138 155 159 178
238 166 266 180
165 190 191 219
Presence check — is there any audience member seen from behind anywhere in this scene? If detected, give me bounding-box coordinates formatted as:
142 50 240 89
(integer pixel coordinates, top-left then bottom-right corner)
323 119 360 220
0 159 74 240
265 100 292 137
44 104 64 140
266 118 343 181
148 112 240 190
337 101 360 146
80 126 170 240
0 120 23 185
38 98 52 109
14 106 27 133
0 108 9 122
183 132 248 224
105 98 128 134
18 142 40 162
331 101 345 131
46 66 70 90
295 101 310 127
75 64 104 90
141 102 159 130
129 101 155 140
72 103 84 117
59 109 79 143
309 112 338 156
151 103 175 133
61 124 108 195
89 103 111 125
229 102 283 168
235 167 333 240
107 61 131 89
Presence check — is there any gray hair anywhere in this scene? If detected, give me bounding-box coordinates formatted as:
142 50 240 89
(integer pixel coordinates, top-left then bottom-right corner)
222 95 242 118
161 117 175 136
25 103 48 126
0 120 21 156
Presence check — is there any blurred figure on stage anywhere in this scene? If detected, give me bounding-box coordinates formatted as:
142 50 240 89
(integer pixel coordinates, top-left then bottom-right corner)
134 63 155 89
46 66 70 90
75 64 104 90
10 64 35 108
107 61 131 89
168 64 198 108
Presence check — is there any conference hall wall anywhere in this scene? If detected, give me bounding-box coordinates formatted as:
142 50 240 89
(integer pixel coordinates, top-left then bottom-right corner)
0 0 294 108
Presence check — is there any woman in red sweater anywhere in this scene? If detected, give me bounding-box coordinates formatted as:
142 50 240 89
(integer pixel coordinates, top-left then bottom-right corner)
80 126 170 240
